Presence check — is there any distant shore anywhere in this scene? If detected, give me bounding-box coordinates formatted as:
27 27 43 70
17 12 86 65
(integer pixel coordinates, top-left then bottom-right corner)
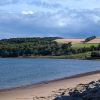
0 55 93 59
0 70 100 100
1 55 100 60
0 51 99 60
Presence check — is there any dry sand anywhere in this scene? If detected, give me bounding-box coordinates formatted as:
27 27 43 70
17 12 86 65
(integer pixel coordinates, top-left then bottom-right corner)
0 70 100 100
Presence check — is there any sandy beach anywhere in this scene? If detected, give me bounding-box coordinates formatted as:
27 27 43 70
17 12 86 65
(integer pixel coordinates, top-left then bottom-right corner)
0 70 100 100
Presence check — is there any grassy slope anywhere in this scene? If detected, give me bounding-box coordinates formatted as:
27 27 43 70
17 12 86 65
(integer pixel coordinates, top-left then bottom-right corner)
72 43 99 49
54 38 100 59
20 38 100 59
67 43 99 59
46 52 91 59
37 38 100 59
0 37 99 59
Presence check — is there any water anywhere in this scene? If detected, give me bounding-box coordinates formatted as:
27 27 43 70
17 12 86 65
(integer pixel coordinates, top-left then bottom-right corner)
0 58 100 89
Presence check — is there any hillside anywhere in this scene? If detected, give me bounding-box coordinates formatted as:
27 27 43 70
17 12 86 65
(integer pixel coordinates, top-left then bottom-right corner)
55 37 100 49
0 37 100 59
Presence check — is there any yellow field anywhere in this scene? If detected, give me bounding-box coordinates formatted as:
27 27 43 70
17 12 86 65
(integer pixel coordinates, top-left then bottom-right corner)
55 37 100 44
87 37 100 43
54 38 85 44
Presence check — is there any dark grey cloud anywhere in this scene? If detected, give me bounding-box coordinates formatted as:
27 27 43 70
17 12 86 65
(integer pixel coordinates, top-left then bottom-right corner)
0 0 18 5
0 0 61 8
0 0 100 38
0 8 100 38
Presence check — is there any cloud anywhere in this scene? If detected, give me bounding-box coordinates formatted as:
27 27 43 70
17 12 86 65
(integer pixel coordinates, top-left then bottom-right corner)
0 0 18 5
21 11 34 15
0 8 100 38
0 0 100 38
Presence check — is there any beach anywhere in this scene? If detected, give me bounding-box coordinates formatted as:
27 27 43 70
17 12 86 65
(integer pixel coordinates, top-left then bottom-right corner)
0 70 100 100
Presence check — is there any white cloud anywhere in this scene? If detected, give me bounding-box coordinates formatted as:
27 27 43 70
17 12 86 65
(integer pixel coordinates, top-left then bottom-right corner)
93 15 100 23
21 10 34 15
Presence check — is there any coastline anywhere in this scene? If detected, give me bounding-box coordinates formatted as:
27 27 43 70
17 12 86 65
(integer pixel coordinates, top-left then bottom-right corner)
0 55 91 60
0 52 99 60
0 70 100 100
0 70 100 92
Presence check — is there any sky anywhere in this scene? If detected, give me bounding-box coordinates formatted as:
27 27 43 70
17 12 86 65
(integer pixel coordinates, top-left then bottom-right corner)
0 0 100 39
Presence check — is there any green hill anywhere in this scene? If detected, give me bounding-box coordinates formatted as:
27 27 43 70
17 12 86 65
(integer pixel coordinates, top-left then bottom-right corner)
0 36 100 59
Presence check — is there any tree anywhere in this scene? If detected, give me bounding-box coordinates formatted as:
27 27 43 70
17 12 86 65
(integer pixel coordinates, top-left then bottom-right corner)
91 51 100 58
85 36 96 42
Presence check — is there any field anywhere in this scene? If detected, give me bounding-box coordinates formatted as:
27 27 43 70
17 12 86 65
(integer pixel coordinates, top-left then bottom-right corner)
54 38 85 44
72 43 99 49
87 38 100 43
55 37 100 44
55 37 100 49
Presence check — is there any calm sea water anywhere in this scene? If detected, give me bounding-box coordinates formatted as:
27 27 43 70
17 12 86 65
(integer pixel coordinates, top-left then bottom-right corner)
0 58 100 89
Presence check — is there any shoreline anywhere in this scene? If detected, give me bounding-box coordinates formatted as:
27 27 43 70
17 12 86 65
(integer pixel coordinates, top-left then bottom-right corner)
0 56 95 60
0 55 100 60
0 70 100 100
0 70 100 92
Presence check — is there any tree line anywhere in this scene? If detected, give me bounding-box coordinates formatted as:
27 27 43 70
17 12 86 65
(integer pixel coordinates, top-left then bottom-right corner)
0 37 100 58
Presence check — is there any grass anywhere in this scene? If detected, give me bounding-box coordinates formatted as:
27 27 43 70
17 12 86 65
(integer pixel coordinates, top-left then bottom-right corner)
65 52 91 59
72 43 99 49
44 52 91 59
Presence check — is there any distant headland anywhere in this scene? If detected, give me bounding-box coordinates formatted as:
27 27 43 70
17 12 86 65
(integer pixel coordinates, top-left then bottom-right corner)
0 36 100 59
